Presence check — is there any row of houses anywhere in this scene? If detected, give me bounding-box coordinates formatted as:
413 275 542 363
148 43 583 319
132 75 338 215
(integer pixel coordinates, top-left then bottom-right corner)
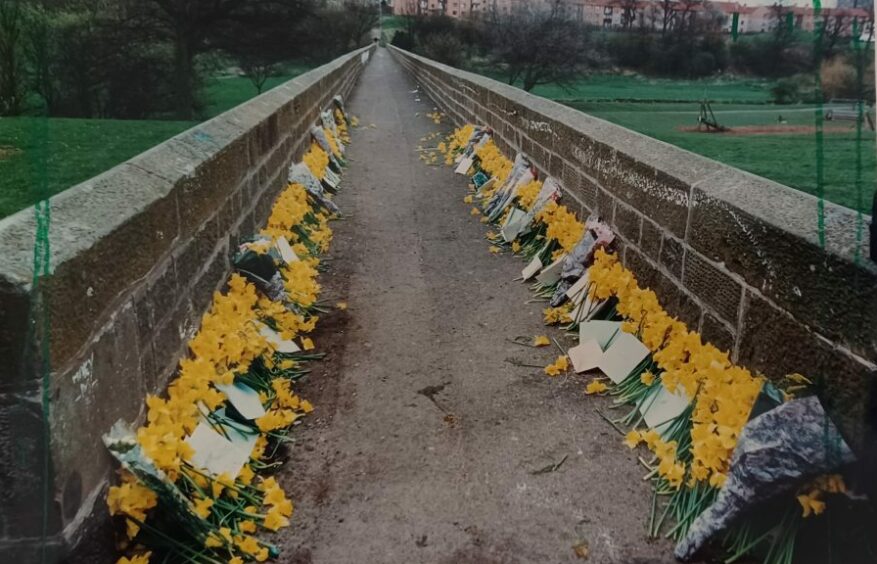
392 0 872 37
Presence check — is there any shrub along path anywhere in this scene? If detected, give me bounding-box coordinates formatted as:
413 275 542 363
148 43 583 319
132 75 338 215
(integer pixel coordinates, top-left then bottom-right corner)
278 48 674 563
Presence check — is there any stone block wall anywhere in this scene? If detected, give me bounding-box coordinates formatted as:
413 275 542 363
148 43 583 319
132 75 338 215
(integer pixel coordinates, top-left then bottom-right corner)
390 47 876 456
0 45 374 561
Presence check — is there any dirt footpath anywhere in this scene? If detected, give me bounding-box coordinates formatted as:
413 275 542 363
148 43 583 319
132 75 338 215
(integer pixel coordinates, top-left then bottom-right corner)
277 48 675 564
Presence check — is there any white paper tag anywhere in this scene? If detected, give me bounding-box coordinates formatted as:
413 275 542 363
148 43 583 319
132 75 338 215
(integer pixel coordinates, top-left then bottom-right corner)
568 340 603 373
185 420 257 478
641 386 690 437
257 323 300 354
501 208 529 242
536 255 566 286
275 236 299 264
597 332 650 384
215 382 266 420
569 295 593 324
521 257 543 281
324 169 340 188
579 320 622 351
565 274 591 303
454 156 473 175
476 176 496 195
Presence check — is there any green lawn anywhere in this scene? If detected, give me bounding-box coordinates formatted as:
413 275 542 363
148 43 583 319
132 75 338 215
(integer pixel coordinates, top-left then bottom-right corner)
476 71 777 103
202 66 312 118
469 70 872 213
0 117 195 219
0 67 311 219
566 101 875 213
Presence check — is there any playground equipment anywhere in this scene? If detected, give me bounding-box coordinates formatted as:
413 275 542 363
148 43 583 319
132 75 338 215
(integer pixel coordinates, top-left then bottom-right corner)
696 99 729 132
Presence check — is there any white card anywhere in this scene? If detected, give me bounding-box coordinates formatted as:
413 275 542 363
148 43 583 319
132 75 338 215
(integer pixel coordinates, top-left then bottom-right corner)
641 386 690 437
476 177 496 196
323 167 340 185
454 157 473 175
536 255 566 286
215 382 266 420
597 332 650 384
570 292 604 324
565 274 591 303
521 257 542 281
275 236 299 264
257 323 300 354
185 420 257 478
476 176 496 195
568 340 604 373
579 320 622 351
501 208 529 242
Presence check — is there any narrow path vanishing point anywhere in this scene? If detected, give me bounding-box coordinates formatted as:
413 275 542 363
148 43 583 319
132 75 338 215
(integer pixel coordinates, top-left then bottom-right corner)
278 49 675 564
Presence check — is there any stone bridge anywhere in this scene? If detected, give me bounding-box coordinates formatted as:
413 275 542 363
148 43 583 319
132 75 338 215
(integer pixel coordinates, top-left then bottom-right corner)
0 44 873 562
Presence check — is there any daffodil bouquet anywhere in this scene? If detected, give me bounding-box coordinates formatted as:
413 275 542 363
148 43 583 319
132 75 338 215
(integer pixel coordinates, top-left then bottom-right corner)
106 134 346 563
440 123 874 564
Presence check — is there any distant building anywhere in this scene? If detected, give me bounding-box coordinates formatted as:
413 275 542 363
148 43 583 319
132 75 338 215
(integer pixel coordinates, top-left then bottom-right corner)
392 0 871 39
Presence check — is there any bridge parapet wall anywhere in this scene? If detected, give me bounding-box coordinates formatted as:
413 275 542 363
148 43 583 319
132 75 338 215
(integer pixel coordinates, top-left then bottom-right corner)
0 45 374 560
390 46 876 455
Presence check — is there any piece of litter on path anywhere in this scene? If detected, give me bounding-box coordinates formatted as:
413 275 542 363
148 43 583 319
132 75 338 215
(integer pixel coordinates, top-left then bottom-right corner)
504 356 545 369
572 541 590 560
531 454 568 475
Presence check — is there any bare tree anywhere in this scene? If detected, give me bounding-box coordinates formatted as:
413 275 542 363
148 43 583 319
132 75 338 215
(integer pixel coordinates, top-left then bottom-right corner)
486 0 590 92
673 0 703 37
131 0 313 119
659 0 676 35
0 0 24 115
619 0 638 30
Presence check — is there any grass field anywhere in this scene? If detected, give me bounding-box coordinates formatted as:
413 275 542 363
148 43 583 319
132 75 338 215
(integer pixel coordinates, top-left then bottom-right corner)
0 67 310 219
482 71 777 104
566 101 875 213
470 70 872 214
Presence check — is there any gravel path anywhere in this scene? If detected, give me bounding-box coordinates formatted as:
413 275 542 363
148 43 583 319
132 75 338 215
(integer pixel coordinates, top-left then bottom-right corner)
278 47 675 564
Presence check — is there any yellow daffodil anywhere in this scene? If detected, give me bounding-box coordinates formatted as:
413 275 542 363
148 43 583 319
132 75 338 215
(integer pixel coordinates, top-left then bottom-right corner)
544 355 569 376
117 552 151 564
797 490 826 518
192 496 213 519
532 335 550 347
585 380 608 395
624 430 642 449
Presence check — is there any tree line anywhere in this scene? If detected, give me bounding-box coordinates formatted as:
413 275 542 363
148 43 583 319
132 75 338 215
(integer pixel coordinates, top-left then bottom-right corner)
0 0 379 120
391 0 874 102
